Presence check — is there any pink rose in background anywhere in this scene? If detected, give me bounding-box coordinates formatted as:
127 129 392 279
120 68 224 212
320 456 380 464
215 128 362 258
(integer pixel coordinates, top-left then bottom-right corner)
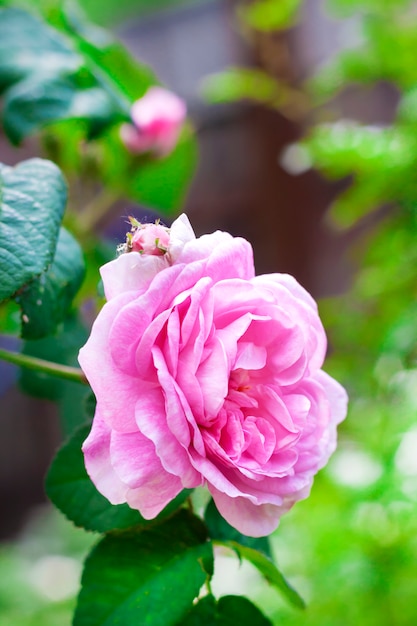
79 215 348 537
120 86 186 157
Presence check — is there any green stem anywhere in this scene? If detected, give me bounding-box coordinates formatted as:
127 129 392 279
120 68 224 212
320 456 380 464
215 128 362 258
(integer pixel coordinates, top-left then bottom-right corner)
78 188 121 235
0 347 88 385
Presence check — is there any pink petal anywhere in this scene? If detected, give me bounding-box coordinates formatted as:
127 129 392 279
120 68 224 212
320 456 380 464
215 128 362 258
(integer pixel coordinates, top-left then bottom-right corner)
100 252 168 301
178 231 236 264
178 277 212 346
209 488 289 537
168 214 196 262
131 87 186 127
216 313 254 369
78 292 141 432
196 336 229 418
125 475 183 519
315 369 348 426
134 376 201 488
82 411 129 504
110 429 183 518
109 289 172 375
120 123 152 154
178 235 255 281
110 429 165 488
234 342 267 371
252 274 327 371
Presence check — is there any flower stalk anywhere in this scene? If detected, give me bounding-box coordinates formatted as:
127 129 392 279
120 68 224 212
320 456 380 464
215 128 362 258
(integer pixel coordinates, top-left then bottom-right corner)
0 347 88 385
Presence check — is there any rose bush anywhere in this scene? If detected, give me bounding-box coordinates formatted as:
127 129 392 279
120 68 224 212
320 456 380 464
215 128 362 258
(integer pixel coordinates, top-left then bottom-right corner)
79 215 347 537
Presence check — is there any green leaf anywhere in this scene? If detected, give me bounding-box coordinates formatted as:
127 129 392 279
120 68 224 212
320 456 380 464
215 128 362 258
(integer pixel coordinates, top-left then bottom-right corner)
46 423 193 532
3 73 121 144
0 299 21 335
239 0 301 32
19 313 87 401
182 594 273 626
0 7 125 144
0 158 67 302
201 67 285 106
0 7 80 93
100 125 197 215
215 541 305 610
58 3 156 104
15 227 85 339
73 509 213 626
70 0 186 27
19 313 90 434
215 595 272 625
204 498 271 558
129 129 197 213
0 7 196 211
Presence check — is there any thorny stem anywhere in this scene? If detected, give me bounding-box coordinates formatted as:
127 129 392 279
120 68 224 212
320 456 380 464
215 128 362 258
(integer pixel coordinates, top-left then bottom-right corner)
0 347 88 385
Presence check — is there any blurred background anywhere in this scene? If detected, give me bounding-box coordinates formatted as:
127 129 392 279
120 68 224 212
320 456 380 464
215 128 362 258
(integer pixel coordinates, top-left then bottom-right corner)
2 0 417 624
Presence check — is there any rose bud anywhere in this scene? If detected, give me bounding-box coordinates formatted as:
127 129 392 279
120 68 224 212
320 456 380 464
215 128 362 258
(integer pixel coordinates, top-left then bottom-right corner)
120 86 186 157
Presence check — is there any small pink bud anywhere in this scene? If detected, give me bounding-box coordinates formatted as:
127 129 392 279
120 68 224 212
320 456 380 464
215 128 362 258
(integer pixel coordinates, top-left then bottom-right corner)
130 222 170 256
120 86 186 157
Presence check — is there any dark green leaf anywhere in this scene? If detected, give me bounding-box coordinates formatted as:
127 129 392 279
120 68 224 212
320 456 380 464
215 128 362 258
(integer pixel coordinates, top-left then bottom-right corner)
58 381 95 436
46 423 193 532
0 7 126 144
215 541 305 610
19 314 89 434
73 509 213 626
16 227 85 339
204 498 271 558
83 392 97 421
3 73 120 144
0 158 67 302
182 594 273 626
19 313 87 401
181 594 218 625
216 595 273 625
0 7 80 93
59 3 155 104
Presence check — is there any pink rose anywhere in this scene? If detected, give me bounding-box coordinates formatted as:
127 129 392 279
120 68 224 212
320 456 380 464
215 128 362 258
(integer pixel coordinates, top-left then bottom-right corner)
120 86 186 157
79 215 347 537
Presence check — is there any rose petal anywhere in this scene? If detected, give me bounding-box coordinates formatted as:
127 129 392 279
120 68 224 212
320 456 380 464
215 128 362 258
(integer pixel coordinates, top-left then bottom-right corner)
100 252 168 301
196 336 229 418
78 291 140 432
125 476 183 519
82 411 129 504
110 429 165 489
179 235 255 281
316 369 349 426
134 373 201 488
168 213 196 262
110 429 183 518
209 488 289 537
